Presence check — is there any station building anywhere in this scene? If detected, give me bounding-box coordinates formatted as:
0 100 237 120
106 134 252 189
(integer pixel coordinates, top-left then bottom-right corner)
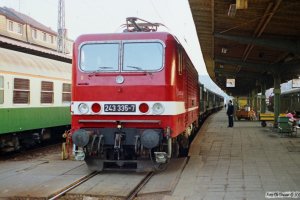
0 6 73 55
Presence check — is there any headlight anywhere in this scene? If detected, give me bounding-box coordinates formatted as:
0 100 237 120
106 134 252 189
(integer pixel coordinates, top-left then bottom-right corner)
78 103 89 114
152 103 164 115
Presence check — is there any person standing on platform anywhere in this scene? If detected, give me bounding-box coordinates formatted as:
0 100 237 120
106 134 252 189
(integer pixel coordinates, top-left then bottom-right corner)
227 100 234 127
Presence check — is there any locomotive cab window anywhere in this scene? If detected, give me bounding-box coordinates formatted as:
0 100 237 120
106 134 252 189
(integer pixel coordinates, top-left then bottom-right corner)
0 76 3 104
41 81 54 104
80 43 119 72
13 78 30 104
122 42 164 71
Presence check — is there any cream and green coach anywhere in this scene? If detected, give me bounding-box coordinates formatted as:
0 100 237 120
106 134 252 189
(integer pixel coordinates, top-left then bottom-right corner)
0 47 71 152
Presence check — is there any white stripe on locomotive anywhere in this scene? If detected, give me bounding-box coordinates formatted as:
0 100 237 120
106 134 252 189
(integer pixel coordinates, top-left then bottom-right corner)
71 101 198 115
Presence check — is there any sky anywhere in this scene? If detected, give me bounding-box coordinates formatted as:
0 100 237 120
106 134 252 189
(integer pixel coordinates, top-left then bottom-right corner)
0 0 228 96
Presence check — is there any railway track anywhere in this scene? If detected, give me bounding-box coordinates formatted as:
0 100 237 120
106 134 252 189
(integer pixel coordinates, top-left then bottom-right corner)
51 159 186 199
1 139 187 200
1 149 186 199
47 171 154 200
126 172 154 200
49 171 99 200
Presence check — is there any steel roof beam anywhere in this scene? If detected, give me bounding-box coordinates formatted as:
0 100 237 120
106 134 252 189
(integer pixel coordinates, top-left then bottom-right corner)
215 70 274 92
215 67 297 85
214 68 261 79
214 57 269 71
214 33 300 54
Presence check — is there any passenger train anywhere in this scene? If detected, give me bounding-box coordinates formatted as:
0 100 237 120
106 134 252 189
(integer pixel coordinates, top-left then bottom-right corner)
0 47 71 153
71 18 224 171
268 88 300 117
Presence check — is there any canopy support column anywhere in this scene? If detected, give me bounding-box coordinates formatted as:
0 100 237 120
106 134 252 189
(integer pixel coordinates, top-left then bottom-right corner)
273 74 281 125
260 82 266 113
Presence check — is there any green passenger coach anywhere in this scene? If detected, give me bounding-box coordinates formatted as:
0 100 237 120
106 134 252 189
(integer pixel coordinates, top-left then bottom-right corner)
0 47 71 153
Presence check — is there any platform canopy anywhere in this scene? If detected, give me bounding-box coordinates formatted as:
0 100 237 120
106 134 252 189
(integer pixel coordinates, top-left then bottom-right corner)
189 0 300 96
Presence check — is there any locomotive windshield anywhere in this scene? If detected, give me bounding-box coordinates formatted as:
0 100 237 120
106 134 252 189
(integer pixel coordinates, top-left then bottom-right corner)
80 43 119 72
79 41 164 72
122 42 163 71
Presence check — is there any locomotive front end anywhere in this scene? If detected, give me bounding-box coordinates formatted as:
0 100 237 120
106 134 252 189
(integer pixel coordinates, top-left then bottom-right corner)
71 33 177 171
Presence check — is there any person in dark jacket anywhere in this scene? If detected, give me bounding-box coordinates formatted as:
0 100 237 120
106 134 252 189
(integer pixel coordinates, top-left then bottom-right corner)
226 100 234 127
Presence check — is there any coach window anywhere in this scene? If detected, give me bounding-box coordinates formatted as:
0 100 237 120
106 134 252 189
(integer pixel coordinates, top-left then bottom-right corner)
13 78 30 104
0 76 4 104
122 42 163 71
80 43 119 72
62 83 71 103
41 81 53 103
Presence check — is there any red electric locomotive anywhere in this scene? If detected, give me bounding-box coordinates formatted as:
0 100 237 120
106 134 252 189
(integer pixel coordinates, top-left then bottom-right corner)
71 18 199 171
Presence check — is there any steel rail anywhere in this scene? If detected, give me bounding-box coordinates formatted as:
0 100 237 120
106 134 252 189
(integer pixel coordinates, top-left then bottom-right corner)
48 171 98 200
127 172 154 200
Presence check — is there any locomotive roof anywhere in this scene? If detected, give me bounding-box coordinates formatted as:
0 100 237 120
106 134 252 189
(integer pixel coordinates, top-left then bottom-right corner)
0 47 71 80
75 32 177 44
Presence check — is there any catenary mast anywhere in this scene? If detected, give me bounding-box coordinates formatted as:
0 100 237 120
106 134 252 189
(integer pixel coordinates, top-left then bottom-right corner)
57 0 66 53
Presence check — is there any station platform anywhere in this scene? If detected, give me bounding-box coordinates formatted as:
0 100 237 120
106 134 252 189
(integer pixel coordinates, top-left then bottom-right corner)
1 109 300 200
167 109 300 200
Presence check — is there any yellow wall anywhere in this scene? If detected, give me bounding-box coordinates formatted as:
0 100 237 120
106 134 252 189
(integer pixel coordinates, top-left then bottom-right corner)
0 15 6 32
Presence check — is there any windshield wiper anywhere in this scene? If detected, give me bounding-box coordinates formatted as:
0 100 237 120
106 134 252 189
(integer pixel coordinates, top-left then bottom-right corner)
126 65 143 71
88 66 114 77
97 66 113 71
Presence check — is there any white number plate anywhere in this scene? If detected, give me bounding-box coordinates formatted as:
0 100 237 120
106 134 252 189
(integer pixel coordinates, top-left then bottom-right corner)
104 104 136 112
